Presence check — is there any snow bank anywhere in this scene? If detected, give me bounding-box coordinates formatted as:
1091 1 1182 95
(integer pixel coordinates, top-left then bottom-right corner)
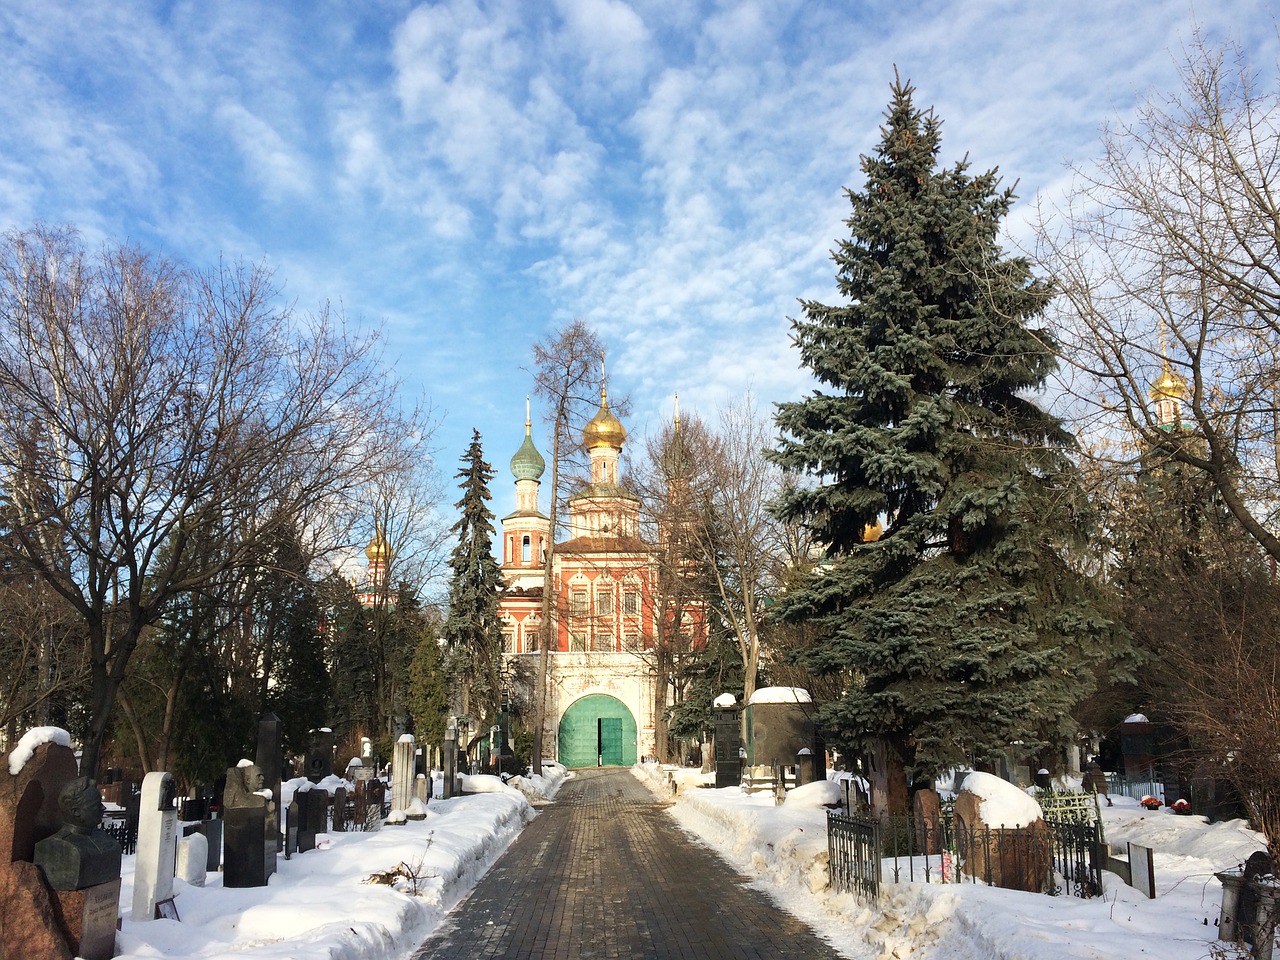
783 779 841 809
7 726 72 775
655 771 1259 960
959 771 1043 828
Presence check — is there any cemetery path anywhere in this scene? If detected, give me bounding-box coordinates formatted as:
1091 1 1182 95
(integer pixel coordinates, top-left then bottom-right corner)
408 767 847 960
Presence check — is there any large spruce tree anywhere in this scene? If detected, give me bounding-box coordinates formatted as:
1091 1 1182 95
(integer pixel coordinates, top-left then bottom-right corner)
443 430 504 723
771 79 1123 806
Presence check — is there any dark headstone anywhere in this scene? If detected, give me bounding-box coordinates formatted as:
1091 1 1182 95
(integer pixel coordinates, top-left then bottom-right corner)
365 780 385 831
197 818 222 872
221 763 276 886
284 801 298 860
224 807 273 887
441 735 457 800
296 787 326 853
330 786 348 832
305 729 334 784
713 702 741 789
255 713 283 838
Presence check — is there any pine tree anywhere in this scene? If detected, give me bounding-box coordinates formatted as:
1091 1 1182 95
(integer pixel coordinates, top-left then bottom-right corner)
771 79 1125 807
406 608 449 747
443 430 504 724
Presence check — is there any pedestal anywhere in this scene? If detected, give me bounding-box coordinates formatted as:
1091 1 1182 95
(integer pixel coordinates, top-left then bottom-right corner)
52 877 119 960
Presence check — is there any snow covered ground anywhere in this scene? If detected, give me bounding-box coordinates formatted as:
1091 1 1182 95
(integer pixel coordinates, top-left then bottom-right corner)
104 761 1262 959
111 768 563 960
641 762 1266 960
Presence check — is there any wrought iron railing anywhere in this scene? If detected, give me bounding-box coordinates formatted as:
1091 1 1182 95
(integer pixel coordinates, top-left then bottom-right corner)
827 808 1103 901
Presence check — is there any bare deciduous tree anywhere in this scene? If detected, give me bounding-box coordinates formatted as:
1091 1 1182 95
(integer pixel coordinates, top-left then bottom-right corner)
1038 35 1280 560
0 225 432 776
527 319 606 774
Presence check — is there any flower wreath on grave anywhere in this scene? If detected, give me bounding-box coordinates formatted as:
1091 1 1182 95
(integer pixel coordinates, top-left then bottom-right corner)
1140 795 1162 810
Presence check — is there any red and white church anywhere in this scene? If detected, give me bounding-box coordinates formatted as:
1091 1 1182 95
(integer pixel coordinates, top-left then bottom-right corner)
497 391 693 766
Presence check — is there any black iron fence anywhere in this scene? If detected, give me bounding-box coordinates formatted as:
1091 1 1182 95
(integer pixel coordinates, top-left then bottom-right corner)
827 812 881 900
827 810 1104 901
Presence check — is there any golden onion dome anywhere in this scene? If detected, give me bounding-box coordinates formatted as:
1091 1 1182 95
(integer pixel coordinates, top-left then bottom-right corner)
582 391 627 450
1151 359 1188 401
862 520 884 543
365 529 392 562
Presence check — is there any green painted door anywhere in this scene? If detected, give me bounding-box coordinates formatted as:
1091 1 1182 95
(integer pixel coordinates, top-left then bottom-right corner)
557 695 638 767
599 718 623 766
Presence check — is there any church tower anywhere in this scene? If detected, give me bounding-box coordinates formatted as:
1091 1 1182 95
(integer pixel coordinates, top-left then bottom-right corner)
568 386 640 540
501 397 550 592
1151 358 1188 431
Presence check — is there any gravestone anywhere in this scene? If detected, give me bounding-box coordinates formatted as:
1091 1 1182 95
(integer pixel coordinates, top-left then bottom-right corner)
305 728 334 784
391 735 416 814
28 775 121 960
132 771 178 921
255 712 283 857
176 832 208 887
365 780 385 831
222 762 276 888
713 696 741 789
442 722 458 800
284 800 298 859
415 774 429 804
330 786 348 832
296 785 327 853
953 773 1051 893
913 787 943 856
1129 842 1156 898
198 818 222 872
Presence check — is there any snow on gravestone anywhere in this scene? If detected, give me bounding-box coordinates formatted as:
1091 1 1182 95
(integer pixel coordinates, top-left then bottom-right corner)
1 728 83 960
953 771 1051 893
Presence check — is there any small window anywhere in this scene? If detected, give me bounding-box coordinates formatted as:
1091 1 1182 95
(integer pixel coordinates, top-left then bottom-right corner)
596 589 613 617
522 535 531 563
526 628 540 652
623 591 640 616
571 590 588 618
623 633 641 652
570 631 587 652
503 630 515 654
594 631 613 652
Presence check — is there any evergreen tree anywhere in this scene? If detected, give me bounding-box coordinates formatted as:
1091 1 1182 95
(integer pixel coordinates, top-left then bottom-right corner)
443 430 504 724
406 607 449 747
771 79 1125 806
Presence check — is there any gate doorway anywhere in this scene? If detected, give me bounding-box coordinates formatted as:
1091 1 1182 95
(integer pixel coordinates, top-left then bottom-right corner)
558 695 637 768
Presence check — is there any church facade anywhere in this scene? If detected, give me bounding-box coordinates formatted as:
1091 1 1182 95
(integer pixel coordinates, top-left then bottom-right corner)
497 392 695 766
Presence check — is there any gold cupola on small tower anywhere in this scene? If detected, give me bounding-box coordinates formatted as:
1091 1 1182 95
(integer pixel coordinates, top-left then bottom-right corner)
1150 357 1188 429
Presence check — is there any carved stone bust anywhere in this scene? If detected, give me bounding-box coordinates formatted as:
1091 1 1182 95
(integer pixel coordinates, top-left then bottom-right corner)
223 762 269 809
32 776 122 890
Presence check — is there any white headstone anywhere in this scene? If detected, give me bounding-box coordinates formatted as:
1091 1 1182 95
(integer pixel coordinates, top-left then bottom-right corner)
391 735 416 813
132 771 178 921
176 832 208 887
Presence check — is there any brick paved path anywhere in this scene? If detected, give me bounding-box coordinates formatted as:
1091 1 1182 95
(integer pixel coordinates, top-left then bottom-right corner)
410 767 848 960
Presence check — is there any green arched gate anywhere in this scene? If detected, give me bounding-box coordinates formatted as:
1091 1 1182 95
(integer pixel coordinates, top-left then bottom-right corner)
557 694 638 768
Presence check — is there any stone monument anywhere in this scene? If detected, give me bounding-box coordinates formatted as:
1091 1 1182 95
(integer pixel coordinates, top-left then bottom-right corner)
391 735 416 815
31 776 122 960
132 771 178 921
222 761 277 887
1 732 84 960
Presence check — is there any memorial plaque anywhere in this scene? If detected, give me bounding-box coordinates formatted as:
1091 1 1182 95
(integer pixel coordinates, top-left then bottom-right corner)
74 878 122 960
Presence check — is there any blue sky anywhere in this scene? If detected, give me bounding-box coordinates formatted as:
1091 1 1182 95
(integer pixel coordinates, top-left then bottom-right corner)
1 0 1275 526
